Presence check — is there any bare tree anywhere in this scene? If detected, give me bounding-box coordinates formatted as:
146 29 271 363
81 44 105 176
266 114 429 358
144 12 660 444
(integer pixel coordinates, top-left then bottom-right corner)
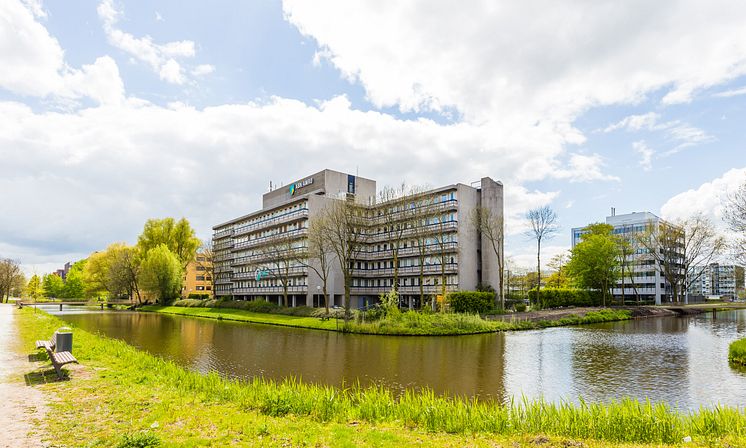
0 258 24 303
638 215 725 303
254 231 298 307
724 178 746 264
298 212 334 314
525 206 559 299
614 226 638 305
472 207 505 308
318 199 366 320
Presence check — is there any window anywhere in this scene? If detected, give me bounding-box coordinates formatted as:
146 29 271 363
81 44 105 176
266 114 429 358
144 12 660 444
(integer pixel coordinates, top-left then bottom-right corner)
196 266 206 271
196 275 205 281
196 286 205 290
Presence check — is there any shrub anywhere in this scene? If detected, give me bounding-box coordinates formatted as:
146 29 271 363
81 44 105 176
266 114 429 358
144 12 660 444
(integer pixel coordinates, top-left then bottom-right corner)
730 338 746 366
116 431 161 448
447 291 494 314
186 293 210 300
514 302 527 312
527 288 604 309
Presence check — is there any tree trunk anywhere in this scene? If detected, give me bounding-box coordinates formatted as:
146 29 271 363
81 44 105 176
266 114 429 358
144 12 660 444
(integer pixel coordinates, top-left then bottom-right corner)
536 238 542 304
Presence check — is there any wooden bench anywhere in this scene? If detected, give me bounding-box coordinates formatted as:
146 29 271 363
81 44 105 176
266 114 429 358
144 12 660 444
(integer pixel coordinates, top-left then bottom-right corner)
35 335 56 351
44 346 78 379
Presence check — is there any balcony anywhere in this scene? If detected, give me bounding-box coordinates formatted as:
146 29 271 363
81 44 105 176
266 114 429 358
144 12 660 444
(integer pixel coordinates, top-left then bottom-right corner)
233 208 309 237
355 263 458 278
213 228 234 239
232 228 308 251
357 241 458 260
233 285 308 294
351 284 458 295
232 247 308 266
365 220 459 244
368 199 458 224
232 266 308 279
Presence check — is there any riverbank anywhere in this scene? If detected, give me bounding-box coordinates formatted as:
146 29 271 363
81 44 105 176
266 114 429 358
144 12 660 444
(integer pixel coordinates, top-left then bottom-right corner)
143 304 633 335
15 308 746 446
731 338 746 366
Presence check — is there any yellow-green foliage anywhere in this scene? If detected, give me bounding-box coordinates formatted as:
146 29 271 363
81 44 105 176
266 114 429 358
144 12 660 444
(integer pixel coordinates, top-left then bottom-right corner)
730 338 746 365
16 309 746 446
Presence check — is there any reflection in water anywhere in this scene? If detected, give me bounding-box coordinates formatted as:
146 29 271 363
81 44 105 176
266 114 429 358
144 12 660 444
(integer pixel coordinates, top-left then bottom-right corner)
46 306 746 410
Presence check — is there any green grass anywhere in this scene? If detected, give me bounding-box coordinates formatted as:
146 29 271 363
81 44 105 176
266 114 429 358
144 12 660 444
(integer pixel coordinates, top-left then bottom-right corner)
144 304 634 336
15 308 746 447
730 337 746 366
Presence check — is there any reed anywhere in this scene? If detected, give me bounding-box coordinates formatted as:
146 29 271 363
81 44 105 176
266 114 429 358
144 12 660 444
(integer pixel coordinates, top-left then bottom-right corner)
17 309 746 446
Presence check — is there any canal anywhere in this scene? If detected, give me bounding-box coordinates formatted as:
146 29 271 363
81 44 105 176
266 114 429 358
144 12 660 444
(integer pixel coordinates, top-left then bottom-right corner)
44 306 746 409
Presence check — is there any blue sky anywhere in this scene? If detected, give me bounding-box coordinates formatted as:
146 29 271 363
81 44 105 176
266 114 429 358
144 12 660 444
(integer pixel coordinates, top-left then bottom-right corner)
1 0 745 273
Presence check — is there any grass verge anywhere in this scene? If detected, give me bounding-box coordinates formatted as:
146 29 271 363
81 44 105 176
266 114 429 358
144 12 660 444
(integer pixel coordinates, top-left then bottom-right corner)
730 337 746 366
16 308 746 447
144 305 634 336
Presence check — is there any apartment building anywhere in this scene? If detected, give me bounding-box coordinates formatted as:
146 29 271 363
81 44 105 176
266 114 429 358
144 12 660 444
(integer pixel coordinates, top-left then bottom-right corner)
182 252 213 298
689 263 745 300
571 211 685 305
212 169 503 308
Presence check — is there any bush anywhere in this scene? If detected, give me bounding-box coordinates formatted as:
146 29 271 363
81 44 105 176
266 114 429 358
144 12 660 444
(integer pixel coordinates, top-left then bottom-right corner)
171 298 315 317
447 291 495 314
514 302 527 312
527 288 604 309
186 293 210 300
116 431 161 448
730 338 746 366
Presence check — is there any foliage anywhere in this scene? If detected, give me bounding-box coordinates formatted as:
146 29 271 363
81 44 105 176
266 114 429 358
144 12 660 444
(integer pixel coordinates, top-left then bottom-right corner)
567 223 620 306
25 274 44 299
115 431 161 448
0 258 24 302
85 243 141 300
447 291 495 314
137 217 200 268
18 308 746 446
729 338 746 366
514 302 527 312
186 293 210 300
61 259 88 299
528 288 604 308
379 288 400 318
140 245 183 304
42 273 64 298
172 298 315 317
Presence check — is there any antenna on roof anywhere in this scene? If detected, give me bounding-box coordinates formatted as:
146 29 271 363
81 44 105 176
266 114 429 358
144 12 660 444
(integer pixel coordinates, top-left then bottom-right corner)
269 180 273 192
611 207 616 217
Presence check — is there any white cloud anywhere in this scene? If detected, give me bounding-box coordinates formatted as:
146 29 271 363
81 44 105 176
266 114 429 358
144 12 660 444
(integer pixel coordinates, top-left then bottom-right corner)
661 168 746 223
632 141 654 171
191 64 215 76
604 112 714 154
0 0 124 104
97 0 200 85
713 86 746 98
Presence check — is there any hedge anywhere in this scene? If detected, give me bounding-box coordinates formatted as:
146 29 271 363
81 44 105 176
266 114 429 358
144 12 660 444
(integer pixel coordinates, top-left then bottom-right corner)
448 291 495 314
527 288 604 309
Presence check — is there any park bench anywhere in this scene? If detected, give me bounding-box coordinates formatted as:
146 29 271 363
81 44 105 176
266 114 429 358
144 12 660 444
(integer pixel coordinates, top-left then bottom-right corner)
35 334 56 351
44 346 78 379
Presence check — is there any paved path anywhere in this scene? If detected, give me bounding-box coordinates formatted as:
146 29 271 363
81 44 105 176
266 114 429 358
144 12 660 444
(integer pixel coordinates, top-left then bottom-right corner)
0 304 48 447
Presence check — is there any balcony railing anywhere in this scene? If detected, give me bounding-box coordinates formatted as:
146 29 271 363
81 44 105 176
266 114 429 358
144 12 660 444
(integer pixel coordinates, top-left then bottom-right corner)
232 266 309 279
213 228 234 239
233 247 308 265
356 241 458 260
233 285 308 294
354 263 458 277
232 228 308 251
365 221 459 244
233 208 309 237
367 199 458 224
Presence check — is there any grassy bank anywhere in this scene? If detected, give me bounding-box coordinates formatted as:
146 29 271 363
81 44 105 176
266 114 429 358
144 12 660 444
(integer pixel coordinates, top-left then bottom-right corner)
730 337 746 366
143 302 633 335
16 308 746 447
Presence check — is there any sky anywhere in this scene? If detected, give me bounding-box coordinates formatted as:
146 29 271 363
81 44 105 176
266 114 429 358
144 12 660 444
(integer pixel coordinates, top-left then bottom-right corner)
1 0 745 275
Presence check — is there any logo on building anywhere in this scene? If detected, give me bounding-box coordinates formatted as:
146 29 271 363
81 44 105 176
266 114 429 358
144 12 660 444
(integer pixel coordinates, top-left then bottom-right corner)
289 177 313 195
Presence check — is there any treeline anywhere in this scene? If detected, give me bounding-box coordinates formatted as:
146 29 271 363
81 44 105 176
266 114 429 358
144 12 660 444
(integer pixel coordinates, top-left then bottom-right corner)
24 218 202 304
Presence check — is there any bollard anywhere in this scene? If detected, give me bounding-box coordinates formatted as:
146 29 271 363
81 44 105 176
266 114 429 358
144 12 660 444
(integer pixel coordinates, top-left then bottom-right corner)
55 327 73 353
60 303 63 311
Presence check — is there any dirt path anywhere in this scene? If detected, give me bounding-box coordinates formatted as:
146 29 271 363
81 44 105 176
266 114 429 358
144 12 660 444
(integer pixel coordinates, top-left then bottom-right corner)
0 304 49 448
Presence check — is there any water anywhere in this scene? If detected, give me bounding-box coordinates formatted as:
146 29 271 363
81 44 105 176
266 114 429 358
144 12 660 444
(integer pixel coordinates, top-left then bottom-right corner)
42 306 746 409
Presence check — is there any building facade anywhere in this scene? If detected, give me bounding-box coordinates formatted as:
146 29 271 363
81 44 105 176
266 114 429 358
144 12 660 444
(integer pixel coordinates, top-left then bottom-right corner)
572 211 685 305
689 263 745 300
213 169 504 308
182 252 213 298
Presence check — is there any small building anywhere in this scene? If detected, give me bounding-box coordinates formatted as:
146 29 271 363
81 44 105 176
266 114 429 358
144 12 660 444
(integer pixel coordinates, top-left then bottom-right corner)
182 252 213 298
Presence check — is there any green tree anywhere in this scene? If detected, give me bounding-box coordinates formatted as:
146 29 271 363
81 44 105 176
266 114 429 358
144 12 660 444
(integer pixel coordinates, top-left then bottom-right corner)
84 243 142 301
566 223 621 306
42 273 64 298
0 258 24 302
140 244 183 304
137 218 201 269
25 274 43 300
61 260 87 299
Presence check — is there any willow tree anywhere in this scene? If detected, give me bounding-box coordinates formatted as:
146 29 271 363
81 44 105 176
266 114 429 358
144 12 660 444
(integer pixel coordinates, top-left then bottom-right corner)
137 217 201 269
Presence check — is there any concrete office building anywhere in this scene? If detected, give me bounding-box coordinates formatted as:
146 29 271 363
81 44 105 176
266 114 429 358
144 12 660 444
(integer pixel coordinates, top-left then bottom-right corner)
689 263 745 300
572 211 685 305
212 169 503 308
